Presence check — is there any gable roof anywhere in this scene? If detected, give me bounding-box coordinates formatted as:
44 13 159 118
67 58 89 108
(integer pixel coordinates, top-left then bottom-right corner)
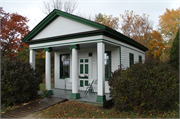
22 9 148 51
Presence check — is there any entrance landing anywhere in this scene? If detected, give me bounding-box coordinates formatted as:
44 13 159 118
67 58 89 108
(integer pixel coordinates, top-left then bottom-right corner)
48 88 113 107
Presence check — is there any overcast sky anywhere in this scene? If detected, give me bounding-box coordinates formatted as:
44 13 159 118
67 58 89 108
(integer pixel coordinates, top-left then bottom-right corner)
1 0 179 31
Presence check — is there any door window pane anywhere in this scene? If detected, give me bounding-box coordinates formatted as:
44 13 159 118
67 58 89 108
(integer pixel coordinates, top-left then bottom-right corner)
60 54 70 78
80 64 83 74
105 52 111 79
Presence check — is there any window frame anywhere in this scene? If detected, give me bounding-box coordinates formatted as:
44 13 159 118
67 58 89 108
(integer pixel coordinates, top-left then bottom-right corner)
105 51 111 81
139 55 142 63
79 58 89 79
129 53 134 67
60 54 70 79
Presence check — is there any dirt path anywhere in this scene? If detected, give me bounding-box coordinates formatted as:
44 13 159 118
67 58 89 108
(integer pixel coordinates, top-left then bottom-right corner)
1 97 67 118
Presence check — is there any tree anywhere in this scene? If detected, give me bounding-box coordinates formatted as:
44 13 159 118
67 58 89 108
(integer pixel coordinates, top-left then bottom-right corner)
95 13 119 30
158 8 180 62
168 28 179 69
158 8 180 41
36 51 45 76
16 45 29 63
119 10 153 47
148 30 165 60
0 8 29 58
42 0 78 14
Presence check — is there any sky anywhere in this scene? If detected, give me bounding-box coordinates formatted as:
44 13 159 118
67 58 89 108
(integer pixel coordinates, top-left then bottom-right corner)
1 0 179 31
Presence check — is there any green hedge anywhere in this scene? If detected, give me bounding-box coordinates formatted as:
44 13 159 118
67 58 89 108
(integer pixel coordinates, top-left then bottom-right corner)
1 58 43 106
109 61 179 111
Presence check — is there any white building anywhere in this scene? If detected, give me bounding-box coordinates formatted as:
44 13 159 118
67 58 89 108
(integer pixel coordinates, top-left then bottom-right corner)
22 9 148 103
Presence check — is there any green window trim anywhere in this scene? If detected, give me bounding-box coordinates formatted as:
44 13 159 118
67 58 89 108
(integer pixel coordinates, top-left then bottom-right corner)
85 80 89 86
129 53 134 67
61 76 69 79
89 53 92 57
80 80 83 87
85 59 88 63
80 64 83 74
79 77 88 79
119 46 121 66
79 58 89 77
105 51 111 81
85 64 88 74
60 54 70 79
139 55 142 63
80 59 83 63
105 78 109 81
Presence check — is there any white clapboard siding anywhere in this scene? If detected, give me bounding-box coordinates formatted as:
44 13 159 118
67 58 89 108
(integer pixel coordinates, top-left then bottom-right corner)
104 46 120 93
54 50 71 89
121 46 145 68
53 41 145 93
32 16 97 40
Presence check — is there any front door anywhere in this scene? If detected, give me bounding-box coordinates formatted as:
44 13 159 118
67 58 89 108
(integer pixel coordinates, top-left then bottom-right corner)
79 58 89 91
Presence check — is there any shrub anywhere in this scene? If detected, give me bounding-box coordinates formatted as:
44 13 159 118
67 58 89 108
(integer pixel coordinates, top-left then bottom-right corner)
169 28 179 69
109 61 179 111
1 58 43 106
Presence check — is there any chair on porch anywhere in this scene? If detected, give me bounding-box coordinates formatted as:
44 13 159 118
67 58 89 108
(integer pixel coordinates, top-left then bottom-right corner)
84 79 95 95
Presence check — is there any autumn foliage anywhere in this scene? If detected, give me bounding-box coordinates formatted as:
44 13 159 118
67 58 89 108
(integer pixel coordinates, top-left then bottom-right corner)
95 13 119 30
158 7 180 62
148 30 164 60
1 8 29 58
158 8 180 40
119 10 165 60
119 10 153 46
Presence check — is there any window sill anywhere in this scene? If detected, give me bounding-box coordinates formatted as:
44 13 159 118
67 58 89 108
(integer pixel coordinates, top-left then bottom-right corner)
60 77 69 79
79 77 88 79
105 78 109 81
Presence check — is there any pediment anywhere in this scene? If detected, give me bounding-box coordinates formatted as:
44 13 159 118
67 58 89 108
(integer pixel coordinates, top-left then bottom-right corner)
32 16 97 40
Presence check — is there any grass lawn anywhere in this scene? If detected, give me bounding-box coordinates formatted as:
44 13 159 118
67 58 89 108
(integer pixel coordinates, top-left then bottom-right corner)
39 83 54 91
35 101 179 118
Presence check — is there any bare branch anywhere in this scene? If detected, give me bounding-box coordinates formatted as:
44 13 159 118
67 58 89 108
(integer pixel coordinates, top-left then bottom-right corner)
41 0 78 15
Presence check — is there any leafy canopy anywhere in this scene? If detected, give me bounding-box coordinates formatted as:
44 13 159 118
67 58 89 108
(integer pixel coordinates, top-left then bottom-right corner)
95 13 119 30
158 8 180 40
148 30 165 60
0 8 29 58
119 10 153 46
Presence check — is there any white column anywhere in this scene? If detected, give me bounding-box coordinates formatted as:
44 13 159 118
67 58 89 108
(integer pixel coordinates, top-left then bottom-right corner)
72 48 78 93
97 42 105 96
45 51 51 90
29 49 35 70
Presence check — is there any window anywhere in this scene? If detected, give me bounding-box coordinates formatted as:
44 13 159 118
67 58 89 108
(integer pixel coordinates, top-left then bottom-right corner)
129 53 134 67
60 54 70 79
79 58 89 79
105 51 111 81
139 55 142 63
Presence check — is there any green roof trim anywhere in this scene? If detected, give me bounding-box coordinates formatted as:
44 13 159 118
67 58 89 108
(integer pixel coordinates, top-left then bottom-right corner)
22 9 148 52
22 9 104 42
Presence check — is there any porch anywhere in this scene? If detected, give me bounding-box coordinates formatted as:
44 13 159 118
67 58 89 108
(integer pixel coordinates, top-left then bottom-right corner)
38 88 112 107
